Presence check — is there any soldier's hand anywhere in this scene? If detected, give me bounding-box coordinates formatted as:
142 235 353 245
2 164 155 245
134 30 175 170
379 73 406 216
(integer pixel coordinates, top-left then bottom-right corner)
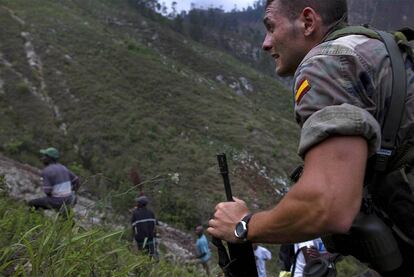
207 197 250 243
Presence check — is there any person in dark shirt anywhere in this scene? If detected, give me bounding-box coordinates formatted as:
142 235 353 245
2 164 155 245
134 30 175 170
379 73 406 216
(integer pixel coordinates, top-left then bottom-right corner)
28 147 79 212
131 195 158 258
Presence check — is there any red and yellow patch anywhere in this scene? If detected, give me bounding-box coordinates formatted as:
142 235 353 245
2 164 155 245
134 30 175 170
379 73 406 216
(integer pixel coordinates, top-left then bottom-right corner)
295 79 311 104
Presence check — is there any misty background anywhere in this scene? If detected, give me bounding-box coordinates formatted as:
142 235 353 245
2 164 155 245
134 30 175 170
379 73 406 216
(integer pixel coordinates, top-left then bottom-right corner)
161 0 255 12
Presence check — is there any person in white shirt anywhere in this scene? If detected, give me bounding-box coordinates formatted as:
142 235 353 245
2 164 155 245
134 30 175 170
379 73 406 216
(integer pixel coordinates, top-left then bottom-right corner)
292 238 326 277
254 244 272 277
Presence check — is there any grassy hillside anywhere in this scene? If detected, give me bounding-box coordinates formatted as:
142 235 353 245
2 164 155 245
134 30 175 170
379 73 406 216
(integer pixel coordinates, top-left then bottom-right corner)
0 193 204 276
172 0 413 85
0 0 300 230
0 179 369 277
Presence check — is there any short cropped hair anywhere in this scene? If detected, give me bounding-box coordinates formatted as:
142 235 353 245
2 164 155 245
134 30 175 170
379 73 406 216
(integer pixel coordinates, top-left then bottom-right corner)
266 0 347 25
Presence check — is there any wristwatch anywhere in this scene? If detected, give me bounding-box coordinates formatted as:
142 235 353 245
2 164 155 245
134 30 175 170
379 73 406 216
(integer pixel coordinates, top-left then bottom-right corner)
234 213 253 241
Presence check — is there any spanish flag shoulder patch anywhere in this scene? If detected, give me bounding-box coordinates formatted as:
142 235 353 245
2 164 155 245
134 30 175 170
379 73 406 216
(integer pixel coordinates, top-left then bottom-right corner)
295 79 311 104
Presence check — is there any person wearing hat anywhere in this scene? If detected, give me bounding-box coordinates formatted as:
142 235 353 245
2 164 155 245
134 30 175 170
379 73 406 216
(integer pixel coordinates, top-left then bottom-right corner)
131 195 158 258
28 147 79 212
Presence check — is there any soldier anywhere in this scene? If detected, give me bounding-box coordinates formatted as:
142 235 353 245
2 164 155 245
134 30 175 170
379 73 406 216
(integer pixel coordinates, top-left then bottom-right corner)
208 0 414 276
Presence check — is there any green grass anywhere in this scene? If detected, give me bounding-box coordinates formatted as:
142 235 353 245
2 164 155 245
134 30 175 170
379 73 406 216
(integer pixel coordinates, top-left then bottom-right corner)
0 2 390 275
0 195 205 276
0 0 301 231
0 171 368 277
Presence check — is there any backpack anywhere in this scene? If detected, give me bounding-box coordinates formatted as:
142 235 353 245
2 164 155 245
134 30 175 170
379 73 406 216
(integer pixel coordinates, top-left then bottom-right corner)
320 26 414 274
290 240 340 277
302 258 337 277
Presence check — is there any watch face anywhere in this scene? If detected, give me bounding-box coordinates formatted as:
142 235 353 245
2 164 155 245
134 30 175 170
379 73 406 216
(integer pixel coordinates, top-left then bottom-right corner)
235 221 247 238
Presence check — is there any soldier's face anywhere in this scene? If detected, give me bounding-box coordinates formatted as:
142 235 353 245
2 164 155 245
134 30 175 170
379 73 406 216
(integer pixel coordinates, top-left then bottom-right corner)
262 2 307 76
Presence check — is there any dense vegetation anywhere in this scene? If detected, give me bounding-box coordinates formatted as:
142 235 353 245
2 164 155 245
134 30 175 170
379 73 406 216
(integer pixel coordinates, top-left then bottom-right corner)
2 0 409 232
0 0 407 275
0 191 369 276
0 191 203 276
159 0 414 81
0 0 300 231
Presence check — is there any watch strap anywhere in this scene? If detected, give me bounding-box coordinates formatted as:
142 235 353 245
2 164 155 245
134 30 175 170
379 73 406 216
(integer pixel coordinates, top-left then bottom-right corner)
236 213 253 241
242 213 253 225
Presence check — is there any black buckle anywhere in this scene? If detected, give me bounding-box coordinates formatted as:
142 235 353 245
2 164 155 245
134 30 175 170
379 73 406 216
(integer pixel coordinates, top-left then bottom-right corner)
374 148 393 172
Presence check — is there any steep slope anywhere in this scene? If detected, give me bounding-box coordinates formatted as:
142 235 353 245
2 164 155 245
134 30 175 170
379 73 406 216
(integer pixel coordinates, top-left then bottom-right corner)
0 0 300 229
0 153 369 277
348 0 414 30
174 0 414 80
0 153 195 262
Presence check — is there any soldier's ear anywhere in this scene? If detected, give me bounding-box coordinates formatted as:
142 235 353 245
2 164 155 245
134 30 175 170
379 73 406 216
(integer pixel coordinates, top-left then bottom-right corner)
299 7 321 36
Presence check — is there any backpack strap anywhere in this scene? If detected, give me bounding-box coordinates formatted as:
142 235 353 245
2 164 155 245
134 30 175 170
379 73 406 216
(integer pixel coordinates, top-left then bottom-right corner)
290 246 304 276
323 26 410 172
374 31 407 172
372 32 414 247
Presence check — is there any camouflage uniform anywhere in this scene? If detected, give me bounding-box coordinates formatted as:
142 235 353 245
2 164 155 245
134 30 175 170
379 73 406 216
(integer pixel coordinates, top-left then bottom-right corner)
293 33 414 275
293 34 414 158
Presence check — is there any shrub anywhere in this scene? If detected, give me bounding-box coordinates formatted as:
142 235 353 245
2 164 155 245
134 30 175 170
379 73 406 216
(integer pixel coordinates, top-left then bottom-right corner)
0 196 198 276
4 138 27 155
15 82 31 94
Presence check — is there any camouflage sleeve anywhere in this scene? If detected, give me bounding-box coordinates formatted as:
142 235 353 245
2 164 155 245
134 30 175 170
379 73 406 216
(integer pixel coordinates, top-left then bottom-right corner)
299 104 381 157
294 45 381 158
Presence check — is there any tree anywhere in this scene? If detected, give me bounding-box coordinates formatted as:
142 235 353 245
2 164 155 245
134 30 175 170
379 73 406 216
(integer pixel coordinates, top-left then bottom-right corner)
188 9 203 41
136 0 160 12
168 1 178 18
173 12 185 33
